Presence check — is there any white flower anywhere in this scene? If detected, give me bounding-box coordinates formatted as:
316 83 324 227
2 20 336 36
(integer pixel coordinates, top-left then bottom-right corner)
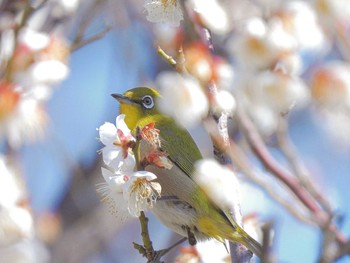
274 1 327 51
0 156 24 209
246 103 279 136
274 52 303 76
18 28 50 51
0 207 34 246
212 89 236 115
98 168 161 218
315 0 350 26
156 71 209 128
56 0 80 13
97 167 131 223
98 114 136 171
144 0 183 27
315 110 350 149
123 171 161 217
255 70 309 113
310 61 350 110
0 97 47 149
228 17 296 70
195 239 230 263
193 159 241 214
16 60 69 86
189 0 229 34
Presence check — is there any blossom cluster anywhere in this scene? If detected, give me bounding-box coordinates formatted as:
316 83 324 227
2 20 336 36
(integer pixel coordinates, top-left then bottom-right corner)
143 0 350 144
138 0 350 261
97 114 163 219
0 1 76 148
0 155 49 262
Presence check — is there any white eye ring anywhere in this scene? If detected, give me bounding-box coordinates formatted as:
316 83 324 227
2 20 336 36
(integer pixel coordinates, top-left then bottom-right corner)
142 95 154 109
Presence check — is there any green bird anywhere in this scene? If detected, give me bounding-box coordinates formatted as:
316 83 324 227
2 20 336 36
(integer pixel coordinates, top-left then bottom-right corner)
112 87 262 257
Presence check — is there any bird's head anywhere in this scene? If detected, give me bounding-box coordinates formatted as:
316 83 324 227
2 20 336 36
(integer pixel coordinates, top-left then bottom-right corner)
112 87 161 130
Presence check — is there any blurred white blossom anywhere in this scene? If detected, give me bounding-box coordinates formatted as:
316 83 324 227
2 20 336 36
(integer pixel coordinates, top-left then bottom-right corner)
193 159 241 214
254 70 309 113
18 28 50 52
195 239 230 263
144 0 183 27
189 0 229 34
156 71 209 128
212 89 236 115
0 95 47 149
311 61 350 110
0 156 24 209
314 0 350 26
228 17 296 70
237 70 309 135
274 1 327 51
0 156 49 262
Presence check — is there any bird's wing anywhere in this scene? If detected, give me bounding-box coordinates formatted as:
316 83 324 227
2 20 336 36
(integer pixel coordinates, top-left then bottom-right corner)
156 117 203 177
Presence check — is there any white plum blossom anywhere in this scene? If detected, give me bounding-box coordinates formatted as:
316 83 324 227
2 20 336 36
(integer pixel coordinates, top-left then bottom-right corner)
0 155 48 262
156 71 209 128
195 239 230 263
97 167 161 218
237 70 309 135
254 70 310 113
314 0 350 26
15 60 69 87
0 207 34 246
189 0 230 34
97 115 162 218
0 156 24 209
212 89 236 115
144 0 183 27
18 28 50 51
193 159 241 215
0 96 47 149
98 114 136 171
96 167 130 222
310 61 350 110
276 1 327 51
228 17 296 70
123 171 161 217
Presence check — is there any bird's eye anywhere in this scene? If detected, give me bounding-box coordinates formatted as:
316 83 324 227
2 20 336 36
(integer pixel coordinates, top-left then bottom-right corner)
141 95 154 109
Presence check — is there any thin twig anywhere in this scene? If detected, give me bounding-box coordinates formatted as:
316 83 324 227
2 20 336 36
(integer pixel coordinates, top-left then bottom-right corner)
71 0 106 48
235 105 328 224
261 221 276 263
140 211 156 262
335 21 350 62
235 104 348 245
157 46 177 68
4 0 33 81
70 25 113 52
276 117 333 214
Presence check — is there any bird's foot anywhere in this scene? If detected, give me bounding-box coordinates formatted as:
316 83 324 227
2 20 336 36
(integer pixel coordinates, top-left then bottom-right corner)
186 227 197 246
134 237 187 263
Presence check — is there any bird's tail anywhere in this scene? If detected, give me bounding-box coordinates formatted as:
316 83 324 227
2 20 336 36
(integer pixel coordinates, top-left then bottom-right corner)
235 228 262 258
224 211 262 257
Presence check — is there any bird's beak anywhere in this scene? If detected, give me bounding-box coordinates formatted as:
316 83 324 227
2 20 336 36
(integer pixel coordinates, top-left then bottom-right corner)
111 93 134 104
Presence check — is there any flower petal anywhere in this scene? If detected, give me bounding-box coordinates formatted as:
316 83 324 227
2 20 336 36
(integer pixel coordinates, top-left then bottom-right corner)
102 146 122 166
116 114 132 136
98 122 118 146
